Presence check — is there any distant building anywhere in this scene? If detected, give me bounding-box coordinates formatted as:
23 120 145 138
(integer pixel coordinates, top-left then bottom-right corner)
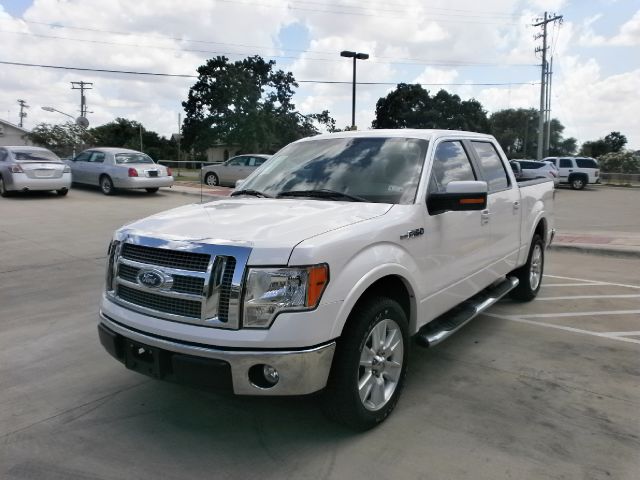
0 119 33 147
205 145 241 163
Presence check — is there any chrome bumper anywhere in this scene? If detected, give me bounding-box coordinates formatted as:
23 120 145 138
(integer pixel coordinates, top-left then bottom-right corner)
99 313 336 396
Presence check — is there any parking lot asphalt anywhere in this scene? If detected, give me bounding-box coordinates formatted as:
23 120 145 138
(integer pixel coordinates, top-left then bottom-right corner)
1 187 639 480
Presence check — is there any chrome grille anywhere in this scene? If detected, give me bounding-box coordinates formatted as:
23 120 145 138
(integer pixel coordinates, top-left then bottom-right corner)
118 263 205 295
108 237 251 329
121 244 209 271
117 284 202 318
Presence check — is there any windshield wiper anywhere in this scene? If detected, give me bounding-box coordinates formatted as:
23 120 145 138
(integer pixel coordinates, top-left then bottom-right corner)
230 189 273 198
277 189 367 202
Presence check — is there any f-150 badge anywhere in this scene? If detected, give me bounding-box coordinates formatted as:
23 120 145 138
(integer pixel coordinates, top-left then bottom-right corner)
400 228 424 240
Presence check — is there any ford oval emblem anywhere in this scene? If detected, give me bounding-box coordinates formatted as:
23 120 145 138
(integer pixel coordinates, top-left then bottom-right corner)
136 269 169 289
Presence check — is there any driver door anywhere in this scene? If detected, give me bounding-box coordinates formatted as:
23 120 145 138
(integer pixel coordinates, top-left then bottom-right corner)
70 151 92 184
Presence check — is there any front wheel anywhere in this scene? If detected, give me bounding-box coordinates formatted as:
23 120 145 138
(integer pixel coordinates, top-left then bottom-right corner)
204 172 219 187
509 234 544 301
323 297 409 430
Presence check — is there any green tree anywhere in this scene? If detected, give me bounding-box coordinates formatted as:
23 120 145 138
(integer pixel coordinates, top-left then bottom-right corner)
90 118 175 160
598 151 640 173
371 84 490 132
182 56 333 153
488 108 576 159
580 131 628 157
27 122 95 157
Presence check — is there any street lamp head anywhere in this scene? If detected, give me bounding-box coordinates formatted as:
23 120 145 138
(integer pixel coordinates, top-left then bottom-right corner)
41 106 55 112
355 53 369 60
340 50 356 58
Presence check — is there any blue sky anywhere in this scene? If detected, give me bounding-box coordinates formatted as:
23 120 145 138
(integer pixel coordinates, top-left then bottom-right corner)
1 0 639 147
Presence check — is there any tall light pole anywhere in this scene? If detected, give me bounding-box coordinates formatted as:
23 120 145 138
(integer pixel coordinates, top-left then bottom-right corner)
340 50 369 130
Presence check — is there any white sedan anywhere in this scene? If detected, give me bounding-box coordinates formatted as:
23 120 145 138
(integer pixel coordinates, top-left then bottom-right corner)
0 146 72 197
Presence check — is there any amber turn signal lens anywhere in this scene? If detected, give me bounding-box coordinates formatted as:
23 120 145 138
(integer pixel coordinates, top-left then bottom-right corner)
459 197 484 205
306 264 329 307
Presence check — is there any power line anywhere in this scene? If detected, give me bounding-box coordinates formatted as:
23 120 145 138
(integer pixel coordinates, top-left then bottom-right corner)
0 60 540 87
1 29 536 68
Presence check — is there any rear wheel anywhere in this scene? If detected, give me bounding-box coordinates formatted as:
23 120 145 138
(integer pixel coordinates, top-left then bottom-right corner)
205 172 219 187
509 234 544 302
570 175 586 190
0 177 10 197
56 188 69 196
323 297 409 430
100 175 115 195
145 187 159 194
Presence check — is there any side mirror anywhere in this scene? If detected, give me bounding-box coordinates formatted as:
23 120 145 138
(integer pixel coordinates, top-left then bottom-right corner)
235 179 244 189
427 180 488 214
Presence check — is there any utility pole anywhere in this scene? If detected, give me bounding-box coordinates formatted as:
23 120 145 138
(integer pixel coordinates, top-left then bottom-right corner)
17 99 29 128
533 12 562 160
544 57 554 156
71 81 93 118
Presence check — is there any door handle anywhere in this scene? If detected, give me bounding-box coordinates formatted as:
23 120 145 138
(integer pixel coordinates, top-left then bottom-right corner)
568 169 573 172
481 209 491 225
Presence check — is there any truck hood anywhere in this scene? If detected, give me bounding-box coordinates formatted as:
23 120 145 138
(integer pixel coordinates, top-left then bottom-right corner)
121 198 392 264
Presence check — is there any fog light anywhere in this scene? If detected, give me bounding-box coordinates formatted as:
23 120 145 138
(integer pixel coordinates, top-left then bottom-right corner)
263 365 279 385
248 363 280 388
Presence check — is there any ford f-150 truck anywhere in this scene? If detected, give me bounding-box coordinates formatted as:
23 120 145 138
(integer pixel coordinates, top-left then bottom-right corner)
98 129 555 429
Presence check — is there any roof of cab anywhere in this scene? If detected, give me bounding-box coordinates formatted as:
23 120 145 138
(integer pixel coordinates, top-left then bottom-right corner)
298 129 495 143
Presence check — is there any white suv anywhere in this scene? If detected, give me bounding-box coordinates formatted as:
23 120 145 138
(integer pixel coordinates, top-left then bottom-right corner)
543 156 599 190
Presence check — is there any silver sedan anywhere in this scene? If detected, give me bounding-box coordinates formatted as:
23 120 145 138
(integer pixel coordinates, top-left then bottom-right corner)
201 154 270 187
67 148 174 195
0 146 72 197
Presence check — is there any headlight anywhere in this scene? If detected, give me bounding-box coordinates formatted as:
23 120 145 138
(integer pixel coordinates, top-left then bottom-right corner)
105 240 121 292
243 265 329 328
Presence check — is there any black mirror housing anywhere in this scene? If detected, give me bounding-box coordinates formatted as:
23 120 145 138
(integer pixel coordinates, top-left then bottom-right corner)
427 191 487 214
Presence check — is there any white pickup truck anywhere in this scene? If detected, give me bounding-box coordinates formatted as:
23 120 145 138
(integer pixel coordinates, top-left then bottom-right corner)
99 129 555 429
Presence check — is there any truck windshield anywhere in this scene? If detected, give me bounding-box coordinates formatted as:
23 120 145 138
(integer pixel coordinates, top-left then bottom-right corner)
13 150 60 162
239 137 429 204
115 153 155 164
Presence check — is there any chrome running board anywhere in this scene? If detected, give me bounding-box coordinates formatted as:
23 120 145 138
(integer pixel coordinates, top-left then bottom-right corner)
415 276 519 347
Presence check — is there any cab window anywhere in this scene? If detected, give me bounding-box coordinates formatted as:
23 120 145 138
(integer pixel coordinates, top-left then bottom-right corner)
428 141 476 193
471 141 510 192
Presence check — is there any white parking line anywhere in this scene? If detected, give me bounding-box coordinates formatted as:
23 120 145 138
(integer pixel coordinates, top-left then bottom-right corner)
537 294 640 301
484 312 640 345
541 283 606 287
545 274 640 290
518 310 640 319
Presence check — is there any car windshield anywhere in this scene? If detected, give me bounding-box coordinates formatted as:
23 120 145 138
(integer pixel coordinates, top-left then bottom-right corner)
239 137 429 204
12 150 60 162
114 153 154 164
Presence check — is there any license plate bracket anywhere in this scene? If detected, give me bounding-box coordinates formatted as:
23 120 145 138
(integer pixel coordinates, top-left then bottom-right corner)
125 340 163 378
147 170 158 177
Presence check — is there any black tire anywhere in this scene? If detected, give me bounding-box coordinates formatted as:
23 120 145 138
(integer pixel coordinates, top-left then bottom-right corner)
145 187 159 194
509 234 544 302
323 297 409 430
56 188 69 196
0 176 10 197
205 172 219 187
569 175 586 190
100 175 115 195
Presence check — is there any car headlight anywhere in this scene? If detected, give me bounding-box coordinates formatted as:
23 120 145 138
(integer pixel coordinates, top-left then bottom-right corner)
243 265 329 328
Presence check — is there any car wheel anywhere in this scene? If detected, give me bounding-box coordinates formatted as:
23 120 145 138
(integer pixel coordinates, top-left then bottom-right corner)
570 176 586 190
509 234 544 302
0 176 10 197
56 188 69 196
323 297 409 430
145 188 159 194
205 172 219 187
100 175 115 195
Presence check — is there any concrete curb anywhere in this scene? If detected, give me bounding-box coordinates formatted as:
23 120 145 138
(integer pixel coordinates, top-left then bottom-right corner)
549 243 640 259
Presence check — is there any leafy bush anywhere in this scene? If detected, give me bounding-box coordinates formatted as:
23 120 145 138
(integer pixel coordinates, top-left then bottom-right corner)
598 151 640 174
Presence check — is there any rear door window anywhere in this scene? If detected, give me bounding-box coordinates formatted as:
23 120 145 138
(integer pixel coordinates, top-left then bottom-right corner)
428 141 476 193
471 141 510 192
559 158 573 168
576 158 598 168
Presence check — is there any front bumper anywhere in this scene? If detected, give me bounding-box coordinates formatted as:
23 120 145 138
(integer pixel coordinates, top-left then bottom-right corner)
113 176 174 189
99 313 336 396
